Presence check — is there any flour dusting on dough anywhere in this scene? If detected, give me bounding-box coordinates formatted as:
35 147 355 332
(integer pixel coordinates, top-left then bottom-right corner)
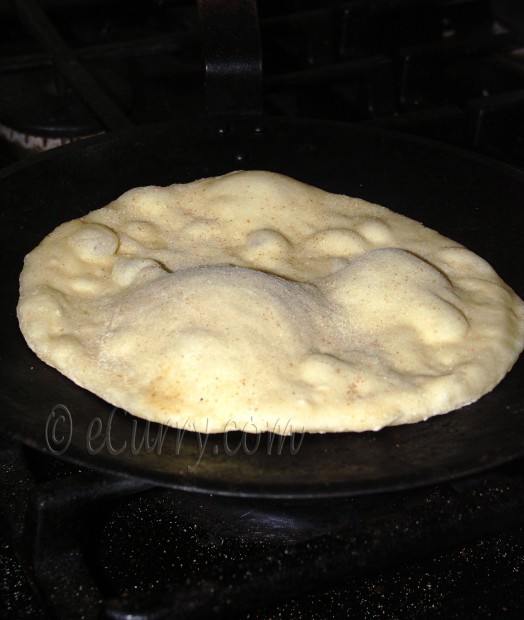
17 171 524 433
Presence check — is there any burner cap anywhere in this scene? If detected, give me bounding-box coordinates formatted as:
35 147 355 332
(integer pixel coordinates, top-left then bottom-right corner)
0 63 132 140
0 123 101 153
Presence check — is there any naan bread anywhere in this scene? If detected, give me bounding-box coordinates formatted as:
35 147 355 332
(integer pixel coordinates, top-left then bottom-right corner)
17 171 524 434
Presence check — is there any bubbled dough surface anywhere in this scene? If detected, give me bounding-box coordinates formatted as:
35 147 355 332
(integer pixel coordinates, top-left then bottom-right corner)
17 171 524 433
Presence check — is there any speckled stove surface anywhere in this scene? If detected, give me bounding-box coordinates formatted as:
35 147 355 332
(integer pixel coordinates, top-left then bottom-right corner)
2 436 524 619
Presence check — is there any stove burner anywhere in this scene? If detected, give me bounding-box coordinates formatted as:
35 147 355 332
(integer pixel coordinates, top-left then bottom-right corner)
0 124 102 155
0 66 104 137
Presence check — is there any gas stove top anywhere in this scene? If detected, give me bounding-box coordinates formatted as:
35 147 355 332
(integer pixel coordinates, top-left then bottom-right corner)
2 1 524 619
2 437 524 619
1 0 523 166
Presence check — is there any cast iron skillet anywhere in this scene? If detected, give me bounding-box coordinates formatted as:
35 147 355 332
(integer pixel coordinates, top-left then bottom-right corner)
1 115 524 498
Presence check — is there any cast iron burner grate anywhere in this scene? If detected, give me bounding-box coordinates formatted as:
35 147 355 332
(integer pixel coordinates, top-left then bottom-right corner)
0 0 524 165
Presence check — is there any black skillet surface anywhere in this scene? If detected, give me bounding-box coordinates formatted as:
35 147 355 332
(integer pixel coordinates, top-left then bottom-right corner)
1 116 524 498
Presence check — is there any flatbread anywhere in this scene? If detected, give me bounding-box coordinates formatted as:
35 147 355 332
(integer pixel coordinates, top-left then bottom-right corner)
17 171 524 434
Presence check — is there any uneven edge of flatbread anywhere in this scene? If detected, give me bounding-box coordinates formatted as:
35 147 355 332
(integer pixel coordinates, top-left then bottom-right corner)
17 170 524 435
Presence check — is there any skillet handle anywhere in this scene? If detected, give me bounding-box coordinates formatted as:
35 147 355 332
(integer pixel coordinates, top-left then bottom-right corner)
197 0 263 116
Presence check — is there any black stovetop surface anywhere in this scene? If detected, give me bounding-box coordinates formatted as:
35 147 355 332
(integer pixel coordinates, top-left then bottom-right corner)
2 434 524 619
2 1 524 618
